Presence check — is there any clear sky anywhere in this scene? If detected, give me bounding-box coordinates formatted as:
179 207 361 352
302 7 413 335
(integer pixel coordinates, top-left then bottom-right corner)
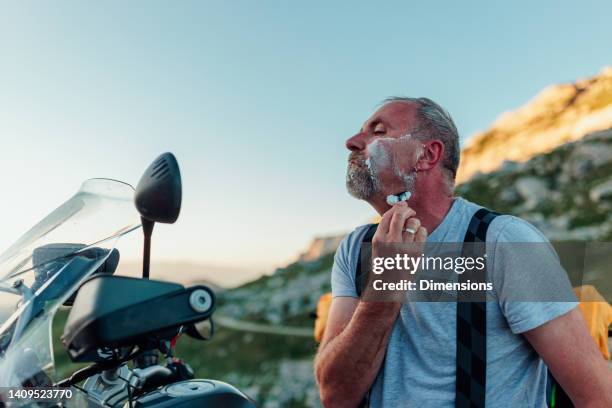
1 1 611 279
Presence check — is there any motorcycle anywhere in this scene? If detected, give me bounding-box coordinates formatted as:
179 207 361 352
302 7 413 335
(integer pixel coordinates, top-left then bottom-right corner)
0 153 257 407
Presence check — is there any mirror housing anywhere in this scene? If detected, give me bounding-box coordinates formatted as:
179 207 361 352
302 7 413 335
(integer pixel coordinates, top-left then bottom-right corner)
134 152 182 224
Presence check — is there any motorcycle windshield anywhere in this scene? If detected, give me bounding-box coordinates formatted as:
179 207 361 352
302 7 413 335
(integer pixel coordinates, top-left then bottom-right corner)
0 178 141 388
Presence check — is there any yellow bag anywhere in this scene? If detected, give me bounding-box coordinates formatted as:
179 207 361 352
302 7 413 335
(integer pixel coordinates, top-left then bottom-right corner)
573 285 612 360
314 293 333 343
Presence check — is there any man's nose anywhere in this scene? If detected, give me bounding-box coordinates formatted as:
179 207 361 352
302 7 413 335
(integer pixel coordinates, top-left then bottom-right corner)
345 132 369 152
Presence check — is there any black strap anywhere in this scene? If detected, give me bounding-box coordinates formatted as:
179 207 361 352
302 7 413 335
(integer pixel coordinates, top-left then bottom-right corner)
456 208 499 408
355 223 378 298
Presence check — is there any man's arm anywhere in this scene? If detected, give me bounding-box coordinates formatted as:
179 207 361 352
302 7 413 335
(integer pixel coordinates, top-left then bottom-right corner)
523 307 612 407
314 297 401 408
315 202 427 408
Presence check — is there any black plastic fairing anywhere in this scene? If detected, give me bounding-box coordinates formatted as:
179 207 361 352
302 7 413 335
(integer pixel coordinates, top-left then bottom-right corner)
61 275 215 362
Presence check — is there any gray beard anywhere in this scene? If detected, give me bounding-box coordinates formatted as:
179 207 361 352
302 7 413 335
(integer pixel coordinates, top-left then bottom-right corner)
346 160 417 201
346 162 379 200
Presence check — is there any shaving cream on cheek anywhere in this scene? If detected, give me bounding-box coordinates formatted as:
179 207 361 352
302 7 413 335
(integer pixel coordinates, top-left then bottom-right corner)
367 134 419 206
366 138 392 169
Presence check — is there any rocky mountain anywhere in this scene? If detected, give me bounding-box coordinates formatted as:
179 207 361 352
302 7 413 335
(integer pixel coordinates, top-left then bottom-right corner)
456 128 612 241
457 67 612 182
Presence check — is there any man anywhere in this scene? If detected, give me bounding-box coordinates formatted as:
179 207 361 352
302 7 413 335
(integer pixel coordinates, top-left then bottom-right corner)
314 97 612 407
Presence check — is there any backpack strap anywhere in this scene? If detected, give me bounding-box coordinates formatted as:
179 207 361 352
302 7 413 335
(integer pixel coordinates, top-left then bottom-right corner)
456 208 500 408
355 223 379 298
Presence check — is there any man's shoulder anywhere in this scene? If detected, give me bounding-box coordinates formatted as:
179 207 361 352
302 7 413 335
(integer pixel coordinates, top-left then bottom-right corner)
338 224 375 253
488 214 549 243
331 224 374 295
333 224 377 267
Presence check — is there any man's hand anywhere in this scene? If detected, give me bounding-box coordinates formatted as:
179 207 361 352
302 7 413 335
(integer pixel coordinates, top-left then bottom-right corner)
362 201 428 301
372 200 428 246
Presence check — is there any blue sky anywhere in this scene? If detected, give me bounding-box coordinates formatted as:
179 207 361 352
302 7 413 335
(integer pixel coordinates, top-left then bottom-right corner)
1 1 611 280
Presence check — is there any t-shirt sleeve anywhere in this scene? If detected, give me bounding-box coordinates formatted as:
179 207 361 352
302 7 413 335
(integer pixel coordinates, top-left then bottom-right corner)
489 216 578 334
331 230 360 298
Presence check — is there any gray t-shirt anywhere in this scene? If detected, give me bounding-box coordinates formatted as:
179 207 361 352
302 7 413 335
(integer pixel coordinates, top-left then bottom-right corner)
331 197 577 407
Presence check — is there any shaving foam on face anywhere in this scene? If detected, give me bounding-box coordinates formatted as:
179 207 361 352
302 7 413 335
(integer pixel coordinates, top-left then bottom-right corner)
366 138 391 169
386 191 411 205
367 133 421 206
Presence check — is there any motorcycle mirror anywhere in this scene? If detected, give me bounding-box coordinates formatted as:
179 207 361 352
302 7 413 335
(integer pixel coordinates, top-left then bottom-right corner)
134 152 182 224
186 318 214 341
134 152 182 278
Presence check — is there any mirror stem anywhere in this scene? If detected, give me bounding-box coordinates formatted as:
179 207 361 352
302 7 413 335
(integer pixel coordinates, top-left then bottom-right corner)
141 217 155 279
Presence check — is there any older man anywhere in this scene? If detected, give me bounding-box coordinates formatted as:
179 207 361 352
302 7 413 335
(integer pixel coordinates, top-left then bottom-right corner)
314 98 612 407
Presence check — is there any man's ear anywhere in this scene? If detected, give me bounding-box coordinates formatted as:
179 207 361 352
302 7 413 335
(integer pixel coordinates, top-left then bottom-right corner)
416 140 444 171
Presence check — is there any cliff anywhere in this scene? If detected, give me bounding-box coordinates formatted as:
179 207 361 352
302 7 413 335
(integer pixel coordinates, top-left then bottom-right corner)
457 67 612 182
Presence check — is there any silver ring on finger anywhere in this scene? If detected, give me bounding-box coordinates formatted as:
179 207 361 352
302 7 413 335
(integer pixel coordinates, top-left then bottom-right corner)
405 227 417 234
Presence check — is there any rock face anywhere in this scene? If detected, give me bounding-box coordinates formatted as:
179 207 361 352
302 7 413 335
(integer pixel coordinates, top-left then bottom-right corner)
590 179 612 203
456 128 612 241
457 67 612 182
